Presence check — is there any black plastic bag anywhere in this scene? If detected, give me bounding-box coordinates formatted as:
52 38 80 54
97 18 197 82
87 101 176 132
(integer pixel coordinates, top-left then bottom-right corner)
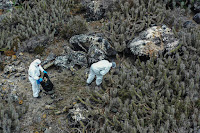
41 73 54 92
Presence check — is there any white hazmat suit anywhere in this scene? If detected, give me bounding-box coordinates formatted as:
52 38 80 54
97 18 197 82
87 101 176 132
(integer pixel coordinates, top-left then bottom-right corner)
87 60 115 86
28 59 44 97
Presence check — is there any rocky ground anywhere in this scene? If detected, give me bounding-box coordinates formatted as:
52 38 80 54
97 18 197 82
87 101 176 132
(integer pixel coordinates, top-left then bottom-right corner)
0 43 90 133
0 0 200 133
0 10 114 131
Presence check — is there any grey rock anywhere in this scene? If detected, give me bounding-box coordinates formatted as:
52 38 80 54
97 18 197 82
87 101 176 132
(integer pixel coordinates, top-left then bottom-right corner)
14 73 21 77
69 34 91 52
13 60 21 66
17 67 24 73
44 128 52 133
45 99 54 105
128 25 179 56
88 43 106 64
69 103 88 122
70 34 116 65
3 62 25 74
42 53 56 69
19 35 50 53
183 20 196 28
54 46 87 69
193 13 200 24
43 53 56 64
54 55 69 68
3 64 16 74
194 2 200 13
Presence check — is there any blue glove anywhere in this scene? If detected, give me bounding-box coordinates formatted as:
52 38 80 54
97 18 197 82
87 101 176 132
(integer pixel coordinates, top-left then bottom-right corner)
37 78 43 84
43 71 47 74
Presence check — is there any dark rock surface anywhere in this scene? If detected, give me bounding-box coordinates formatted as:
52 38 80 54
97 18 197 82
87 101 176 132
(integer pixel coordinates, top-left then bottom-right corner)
183 20 196 28
69 34 91 52
70 34 116 65
193 13 200 24
42 53 56 69
3 60 25 74
19 35 50 53
54 46 87 69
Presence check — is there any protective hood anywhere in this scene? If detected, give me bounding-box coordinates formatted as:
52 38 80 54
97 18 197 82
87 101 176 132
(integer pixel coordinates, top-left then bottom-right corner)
32 59 41 66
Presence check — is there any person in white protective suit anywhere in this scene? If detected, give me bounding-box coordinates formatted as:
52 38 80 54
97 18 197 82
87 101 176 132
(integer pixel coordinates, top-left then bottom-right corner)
28 59 47 98
86 60 116 86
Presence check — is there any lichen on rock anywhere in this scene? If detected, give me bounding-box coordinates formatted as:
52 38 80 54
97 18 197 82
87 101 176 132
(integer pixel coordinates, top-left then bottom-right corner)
128 25 179 56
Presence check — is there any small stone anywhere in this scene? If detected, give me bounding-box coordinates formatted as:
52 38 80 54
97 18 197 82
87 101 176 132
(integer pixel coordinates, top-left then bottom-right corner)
45 99 54 105
15 73 21 77
54 111 62 115
21 76 26 80
11 55 17 61
19 52 23 56
45 105 55 110
13 60 21 66
100 18 104 23
62 106 72 112
44 127 52 133
42 114 47 119
17 67 25 73
4 64 16 74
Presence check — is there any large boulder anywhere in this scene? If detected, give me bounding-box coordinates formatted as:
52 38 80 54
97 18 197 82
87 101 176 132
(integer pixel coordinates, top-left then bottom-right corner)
3 61 24 75
193 13 200 24
87 36 116 64
19 35 50 53
42 53 56 69
70 34 116 65
128 25 179 56
54 46 87 69
69 34 91 52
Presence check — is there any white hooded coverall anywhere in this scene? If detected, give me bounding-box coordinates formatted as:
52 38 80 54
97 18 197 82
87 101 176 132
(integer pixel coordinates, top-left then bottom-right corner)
28 59 44 97
87 60 112 85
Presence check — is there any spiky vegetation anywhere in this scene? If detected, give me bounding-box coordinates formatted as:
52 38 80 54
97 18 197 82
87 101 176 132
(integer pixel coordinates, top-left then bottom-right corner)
69 0 200 132
0 0 200 132
74 26 200 132
0 0 85 51
0 87 28 133
101 0 167 52
60 16 88 40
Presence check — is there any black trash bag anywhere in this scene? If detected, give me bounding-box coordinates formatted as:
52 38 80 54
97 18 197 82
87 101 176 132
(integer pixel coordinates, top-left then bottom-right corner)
41 73 54 92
